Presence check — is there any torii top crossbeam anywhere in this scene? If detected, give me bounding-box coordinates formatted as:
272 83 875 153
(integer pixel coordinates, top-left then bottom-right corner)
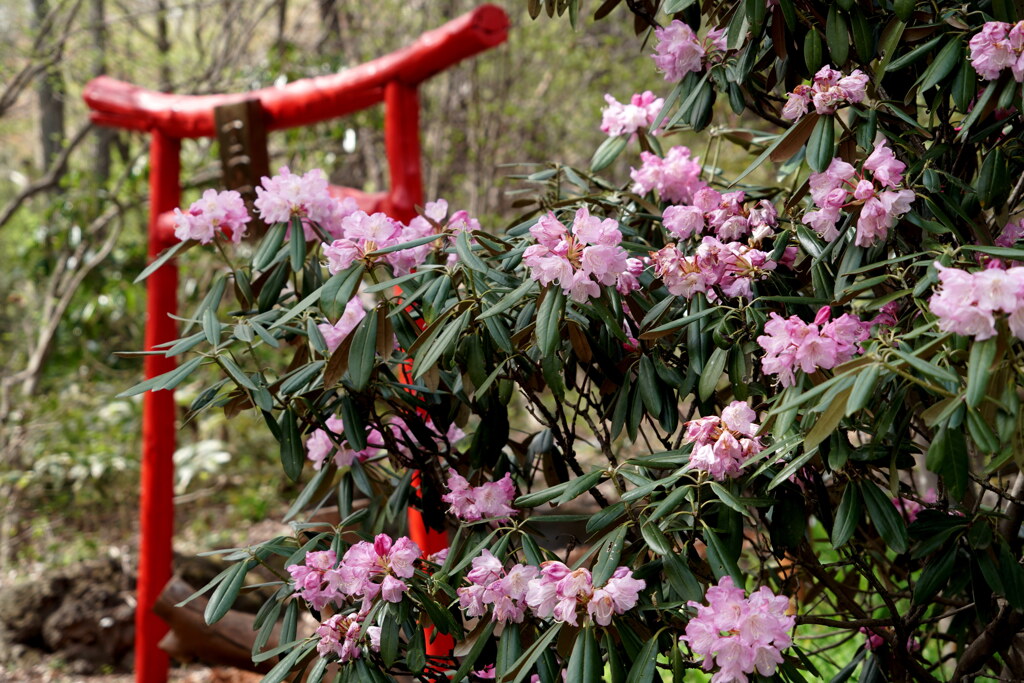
82 6 508 682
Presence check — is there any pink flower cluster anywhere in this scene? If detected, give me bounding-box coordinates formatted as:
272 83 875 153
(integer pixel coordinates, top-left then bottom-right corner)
757 306 871 387
315 612 380 661
173 189 251 244
928 263 1024 340
526 561 645 627
652 20 727 82
781 66 869 120
523 208 642 303
318 296 366 353
663 188 778 243
322 198 480 276
996 217 1024 247
254 167 358 241
683 401 763 480
680 576 794 683
803 141 915 246
305 414 380 470
442 470 517 522
969 21 1024 81
600 91 664 137
458 550 538 630
631 146 706 204
286 534 421 613
650 236 777 300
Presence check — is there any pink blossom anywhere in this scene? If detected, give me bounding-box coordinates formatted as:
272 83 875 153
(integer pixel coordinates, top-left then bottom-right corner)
458 551 538 630
173 189 251 244
929 263 1024 340
384 415 464 459
684 401 763 480
863 141 907 189
652 21 710 82
782 67 868 119
996 218 1024 247
332 534 421 606
442 470 517 522
631 147 708 204
681 577 794 683
524 562 643 626
255 167 342 240
317 296 366 353
757 307 870 387
601 91 664 137
305 415 382 470
287 550 340 611
315 613 369 661
969 21 1024 82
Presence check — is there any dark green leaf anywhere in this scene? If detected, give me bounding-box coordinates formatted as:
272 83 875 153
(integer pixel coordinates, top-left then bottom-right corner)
347 308 378 390
279 407 304 482
832 483 862 548
860 482 909 554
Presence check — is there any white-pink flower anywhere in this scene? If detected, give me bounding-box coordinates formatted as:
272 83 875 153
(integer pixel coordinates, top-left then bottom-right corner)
524 562 644 627
601 91 665 137
683 401 763 480
631 146 708 204
757 307 871 387
442 470 517 522
680 576 794 683
317 296 366 353
287 550 341 611
173 189 251 244
652 21 727 82
305 414 382 470
781 66 869 119
928 263 1024 340
255 167 347 241
969 21 1024 82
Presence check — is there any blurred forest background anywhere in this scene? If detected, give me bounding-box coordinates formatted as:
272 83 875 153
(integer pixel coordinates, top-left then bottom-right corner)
0 0 667 581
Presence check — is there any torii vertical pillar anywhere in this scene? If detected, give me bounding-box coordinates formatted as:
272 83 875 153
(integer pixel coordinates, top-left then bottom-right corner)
137 130 180 683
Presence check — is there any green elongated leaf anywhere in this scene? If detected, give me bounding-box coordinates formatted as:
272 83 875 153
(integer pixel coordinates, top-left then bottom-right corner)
283 462 331 522
766 449 818 490
638 356 663 416
218 354 258 391
456 230 489 272
846 364 881 416
663 552 703 602
665 71 712 130
380 609 399 667
268 285 324 331
831 483 862 547
535 287 565 358
886 35 943 72
592 525 629 586
135 239 190 283
825 6 849 65
320 264 365 320
365 233 444 256
253 222 287 271
279 599 298 652
889 348 959 384
806 114 835 173
252 598 283 656
279 360 325 396
201 306 221 348
116 356 203 398
849 8 874 62
625 631 662 683
639 307 715 339
347 309 378 390
566 627 601 683
591 135 628 172
450 620 496 682
804 29 823 72
952 58 977 111
662 0 695 12
279 407 303 482
804 386 852 452
479 279 536 320
289 217 306 271
413 308 471 380
306 656 329 683
261 640 316 683
730 114 818 186
502 624 561 683
699 347 728 401
919 37 962 91
998 541 1024 609
913 548 956 604
860 482 908 554
926 425 969 501
702 523 742 583
640 521 672 555
556 469 606 506
967 337 998 408
893 0 914 21
709 482 752 520
204 560 252 624
957 80 997 140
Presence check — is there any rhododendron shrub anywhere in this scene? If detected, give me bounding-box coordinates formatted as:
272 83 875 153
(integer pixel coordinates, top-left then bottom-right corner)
122 1 1024 681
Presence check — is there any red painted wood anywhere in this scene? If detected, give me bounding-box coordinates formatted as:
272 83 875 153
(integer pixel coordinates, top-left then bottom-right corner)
136 130 181 683
82 5 508 139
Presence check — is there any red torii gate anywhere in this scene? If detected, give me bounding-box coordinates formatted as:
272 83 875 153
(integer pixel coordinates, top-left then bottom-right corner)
83 6 508 681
